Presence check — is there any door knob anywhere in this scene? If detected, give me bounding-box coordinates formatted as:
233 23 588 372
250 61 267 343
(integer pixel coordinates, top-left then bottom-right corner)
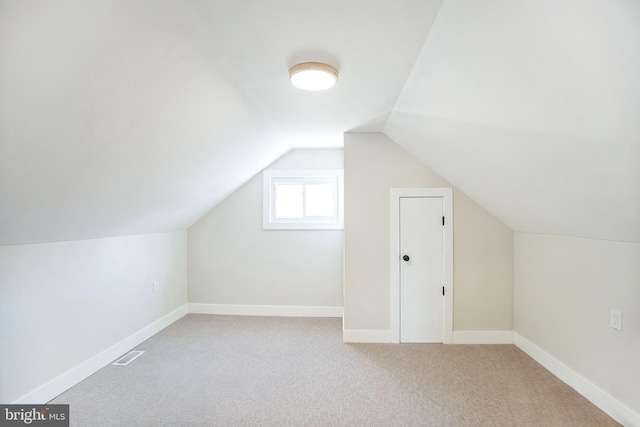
402 255 410 262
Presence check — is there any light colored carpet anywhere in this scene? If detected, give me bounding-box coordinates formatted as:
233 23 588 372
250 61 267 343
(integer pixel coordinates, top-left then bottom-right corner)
51 315 618 426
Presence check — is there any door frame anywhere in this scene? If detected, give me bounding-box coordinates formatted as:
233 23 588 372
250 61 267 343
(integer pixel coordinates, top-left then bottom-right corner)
390 188 453 344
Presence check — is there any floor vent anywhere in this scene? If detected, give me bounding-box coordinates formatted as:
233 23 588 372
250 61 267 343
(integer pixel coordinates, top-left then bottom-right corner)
112 351 145 366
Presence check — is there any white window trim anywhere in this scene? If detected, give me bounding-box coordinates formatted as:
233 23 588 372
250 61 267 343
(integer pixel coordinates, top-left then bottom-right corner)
263 169 344 230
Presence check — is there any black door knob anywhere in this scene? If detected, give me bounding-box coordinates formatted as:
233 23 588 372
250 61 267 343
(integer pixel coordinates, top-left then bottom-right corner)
403 255 410 262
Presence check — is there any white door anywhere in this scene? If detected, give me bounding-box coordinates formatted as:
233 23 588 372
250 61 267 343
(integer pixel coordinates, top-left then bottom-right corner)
399 197 444 343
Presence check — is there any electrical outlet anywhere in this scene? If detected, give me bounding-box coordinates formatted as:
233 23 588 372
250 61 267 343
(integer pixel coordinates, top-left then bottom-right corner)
610 309 622 331
153 281 158 293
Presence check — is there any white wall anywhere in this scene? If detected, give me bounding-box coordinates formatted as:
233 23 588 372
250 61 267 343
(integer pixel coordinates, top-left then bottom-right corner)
188 149 343 309
514 232 640 420
0 231 187 403
344 132 513 333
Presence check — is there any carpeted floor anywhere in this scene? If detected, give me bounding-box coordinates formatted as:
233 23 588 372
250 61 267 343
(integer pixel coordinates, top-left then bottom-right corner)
51 314 619 426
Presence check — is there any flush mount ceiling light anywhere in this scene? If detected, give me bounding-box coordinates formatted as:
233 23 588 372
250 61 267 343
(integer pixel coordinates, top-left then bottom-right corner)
289 62 338 91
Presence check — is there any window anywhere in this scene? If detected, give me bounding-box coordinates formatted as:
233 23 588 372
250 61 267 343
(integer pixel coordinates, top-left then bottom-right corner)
263 169 344 229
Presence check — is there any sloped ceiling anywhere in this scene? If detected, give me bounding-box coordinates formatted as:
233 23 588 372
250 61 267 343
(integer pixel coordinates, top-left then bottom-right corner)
385 0 640 243
1 0 638 245
0 0 442 244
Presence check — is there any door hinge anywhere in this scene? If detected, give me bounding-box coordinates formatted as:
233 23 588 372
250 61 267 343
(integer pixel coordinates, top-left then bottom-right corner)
442 286 445 296
442 216 445 226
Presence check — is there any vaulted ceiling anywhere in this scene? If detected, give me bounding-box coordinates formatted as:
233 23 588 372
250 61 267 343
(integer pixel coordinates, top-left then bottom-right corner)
1 0 638 245
386 0 640 243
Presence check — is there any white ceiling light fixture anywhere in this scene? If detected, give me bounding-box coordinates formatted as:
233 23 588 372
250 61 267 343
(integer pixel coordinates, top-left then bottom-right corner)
289 62 338 91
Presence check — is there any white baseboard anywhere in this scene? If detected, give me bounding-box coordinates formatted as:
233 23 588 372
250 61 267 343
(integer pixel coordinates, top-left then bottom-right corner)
343 330 513 344
12 304 189 404
343 329 391 343
514 333 640 426
188 303 343 318
452 330 514 344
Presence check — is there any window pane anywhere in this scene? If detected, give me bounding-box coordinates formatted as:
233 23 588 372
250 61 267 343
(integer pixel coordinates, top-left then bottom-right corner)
305 183 334 217
275 183 303 218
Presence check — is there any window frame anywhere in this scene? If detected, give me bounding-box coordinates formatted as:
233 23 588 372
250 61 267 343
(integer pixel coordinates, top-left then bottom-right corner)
263 169 344 230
